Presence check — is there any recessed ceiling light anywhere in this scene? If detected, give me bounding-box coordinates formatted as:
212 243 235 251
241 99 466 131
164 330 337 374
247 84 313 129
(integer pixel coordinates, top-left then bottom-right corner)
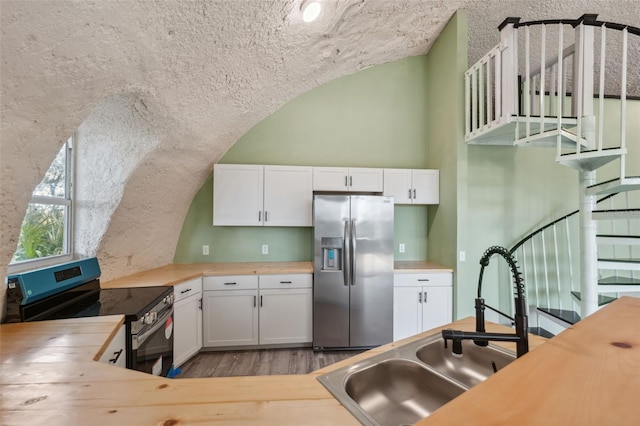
301 0 322 23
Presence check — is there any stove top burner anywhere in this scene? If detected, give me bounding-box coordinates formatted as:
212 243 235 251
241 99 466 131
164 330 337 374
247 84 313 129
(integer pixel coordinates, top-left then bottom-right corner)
42 285 173 321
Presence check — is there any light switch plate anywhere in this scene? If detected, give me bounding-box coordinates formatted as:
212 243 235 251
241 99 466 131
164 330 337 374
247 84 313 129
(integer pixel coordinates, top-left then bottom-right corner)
262 244 269 255
399 243 406 253
202 245 209 255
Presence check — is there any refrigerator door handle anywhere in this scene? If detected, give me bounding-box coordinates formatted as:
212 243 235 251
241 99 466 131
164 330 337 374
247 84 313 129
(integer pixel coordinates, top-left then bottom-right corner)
343 220 350 286
350 219 357 286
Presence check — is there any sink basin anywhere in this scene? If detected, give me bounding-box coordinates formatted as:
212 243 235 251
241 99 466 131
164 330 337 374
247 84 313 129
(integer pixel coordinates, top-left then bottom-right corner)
316 332 518 426
416 338 516 388
344 359 465 426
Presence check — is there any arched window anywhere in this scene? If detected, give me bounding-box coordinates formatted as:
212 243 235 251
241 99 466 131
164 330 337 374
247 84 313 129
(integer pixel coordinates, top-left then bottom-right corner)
10 137 74 267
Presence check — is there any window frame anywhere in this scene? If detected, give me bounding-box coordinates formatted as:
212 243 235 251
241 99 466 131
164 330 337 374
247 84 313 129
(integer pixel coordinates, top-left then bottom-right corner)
8 136 75 273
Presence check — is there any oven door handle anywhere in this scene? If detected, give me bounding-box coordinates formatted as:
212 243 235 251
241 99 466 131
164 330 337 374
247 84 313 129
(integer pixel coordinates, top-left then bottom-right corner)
135 308 173 348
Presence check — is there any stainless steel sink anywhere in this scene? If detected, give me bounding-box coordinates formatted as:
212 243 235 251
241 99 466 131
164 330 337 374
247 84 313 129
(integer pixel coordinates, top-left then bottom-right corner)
416 337 516 388
344 359 465 426
317 332 517 426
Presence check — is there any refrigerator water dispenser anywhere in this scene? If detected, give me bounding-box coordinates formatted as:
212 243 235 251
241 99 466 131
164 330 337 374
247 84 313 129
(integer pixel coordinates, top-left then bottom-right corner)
321 237 343 271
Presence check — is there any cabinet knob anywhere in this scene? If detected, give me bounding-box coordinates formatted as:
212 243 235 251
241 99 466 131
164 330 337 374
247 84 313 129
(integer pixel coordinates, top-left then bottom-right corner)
280 281 292 284
224 282 237 286
413 189 417 199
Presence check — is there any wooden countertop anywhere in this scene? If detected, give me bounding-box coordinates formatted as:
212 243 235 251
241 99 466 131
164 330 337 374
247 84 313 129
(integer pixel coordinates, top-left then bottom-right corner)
102 262 315 288
420 296 640 425
102 260 451 289
394 260 453 273
4 297 636 424
0 315 542 425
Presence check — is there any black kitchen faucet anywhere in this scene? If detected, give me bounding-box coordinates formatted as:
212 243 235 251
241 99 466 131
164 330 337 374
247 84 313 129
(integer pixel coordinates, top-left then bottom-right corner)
442 246 529 358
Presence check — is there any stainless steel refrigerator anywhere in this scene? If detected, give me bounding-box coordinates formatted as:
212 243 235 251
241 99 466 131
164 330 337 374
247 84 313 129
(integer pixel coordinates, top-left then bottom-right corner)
313 195 394 349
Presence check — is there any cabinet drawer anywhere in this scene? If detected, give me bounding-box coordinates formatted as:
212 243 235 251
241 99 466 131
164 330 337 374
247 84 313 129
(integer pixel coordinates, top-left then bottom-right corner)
203 275 258 291
174 277 202 302
260 274 312 289
394 272 452 287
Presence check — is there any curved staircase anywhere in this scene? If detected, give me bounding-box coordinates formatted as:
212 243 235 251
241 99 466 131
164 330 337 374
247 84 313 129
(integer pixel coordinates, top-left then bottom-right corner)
465 14 640 335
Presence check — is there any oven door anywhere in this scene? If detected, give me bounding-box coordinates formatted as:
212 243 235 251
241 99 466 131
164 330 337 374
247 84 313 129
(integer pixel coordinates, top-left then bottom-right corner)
131 306 174 376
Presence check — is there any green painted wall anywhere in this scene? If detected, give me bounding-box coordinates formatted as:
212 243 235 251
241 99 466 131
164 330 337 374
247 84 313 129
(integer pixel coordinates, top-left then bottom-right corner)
175 56 433 263
424 11 468 317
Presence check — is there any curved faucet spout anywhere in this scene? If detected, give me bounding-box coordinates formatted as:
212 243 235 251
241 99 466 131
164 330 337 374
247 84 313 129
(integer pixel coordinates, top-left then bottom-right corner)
443 246 529 358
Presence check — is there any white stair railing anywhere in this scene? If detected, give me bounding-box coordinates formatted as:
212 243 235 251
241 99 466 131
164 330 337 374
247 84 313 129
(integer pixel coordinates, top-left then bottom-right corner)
466 15 640 325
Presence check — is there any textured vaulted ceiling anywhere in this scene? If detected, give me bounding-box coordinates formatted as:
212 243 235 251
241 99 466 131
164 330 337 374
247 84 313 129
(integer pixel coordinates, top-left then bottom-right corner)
1 0 638 282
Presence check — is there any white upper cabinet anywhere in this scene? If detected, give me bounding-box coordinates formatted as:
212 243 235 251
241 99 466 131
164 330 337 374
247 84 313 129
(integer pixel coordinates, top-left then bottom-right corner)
213 164 264 226
383 169 413 204
349 168 384 192
263 166 313 227
213 164 312 227
313 167 383 192
383 169 439 205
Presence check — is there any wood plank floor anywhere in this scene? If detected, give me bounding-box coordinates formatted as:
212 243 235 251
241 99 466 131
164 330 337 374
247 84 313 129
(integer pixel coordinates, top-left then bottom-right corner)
177 348 363 378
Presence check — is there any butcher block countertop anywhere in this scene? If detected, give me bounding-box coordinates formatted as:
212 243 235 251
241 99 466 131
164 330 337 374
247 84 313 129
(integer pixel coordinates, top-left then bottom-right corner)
2 297 638 425
102 260 451 289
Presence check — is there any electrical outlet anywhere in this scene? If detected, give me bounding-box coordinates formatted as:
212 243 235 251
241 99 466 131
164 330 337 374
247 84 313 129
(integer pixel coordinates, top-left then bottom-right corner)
459 251 466 262
202 245 209 255
399 243 406 253
262 244 269 255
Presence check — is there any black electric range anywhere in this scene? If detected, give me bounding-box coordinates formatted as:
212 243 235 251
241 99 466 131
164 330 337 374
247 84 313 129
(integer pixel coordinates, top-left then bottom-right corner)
6 258 175 377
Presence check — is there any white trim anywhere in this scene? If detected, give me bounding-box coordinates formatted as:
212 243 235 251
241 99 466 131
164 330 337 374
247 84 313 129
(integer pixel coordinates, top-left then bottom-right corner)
7 254 74 274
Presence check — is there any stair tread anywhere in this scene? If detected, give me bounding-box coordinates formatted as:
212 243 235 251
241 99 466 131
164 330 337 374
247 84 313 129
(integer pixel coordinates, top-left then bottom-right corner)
593 208 640 213
598 258 640 263
598 276 640 285
536 307 581 325
559 146 624 155
570 290 617 306
588 176 640 188
528 326 555 338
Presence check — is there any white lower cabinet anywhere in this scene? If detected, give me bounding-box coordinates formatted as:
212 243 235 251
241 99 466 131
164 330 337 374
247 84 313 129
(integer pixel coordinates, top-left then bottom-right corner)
393 272 453 341
203 289 259 347
173 278 203 368
202 274 312 348
98 324 126 368
259 274 312 345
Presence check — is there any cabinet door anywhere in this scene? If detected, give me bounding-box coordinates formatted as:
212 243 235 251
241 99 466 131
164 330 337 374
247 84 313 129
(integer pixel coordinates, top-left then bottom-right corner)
313 167 349 191
383 169 413 204
98 324 126 368
263 166 313 227
421 286 452 332
202 290 258 347
173 292 203 368
348 168 383 192
259 288 312 344
213 164 264 226
412 169 439 205
393 287 422 341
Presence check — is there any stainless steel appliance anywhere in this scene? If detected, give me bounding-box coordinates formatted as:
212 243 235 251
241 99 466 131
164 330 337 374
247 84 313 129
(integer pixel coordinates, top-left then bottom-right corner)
313 195 394 349
6 258 175 376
